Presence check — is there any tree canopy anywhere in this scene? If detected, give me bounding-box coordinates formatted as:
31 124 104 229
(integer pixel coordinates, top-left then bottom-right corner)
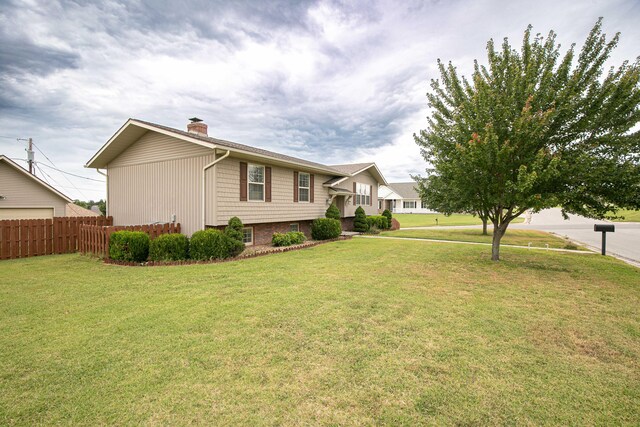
414 19 640 260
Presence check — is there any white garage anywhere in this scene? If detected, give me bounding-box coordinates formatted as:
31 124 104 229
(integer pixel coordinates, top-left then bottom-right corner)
0 208 55 220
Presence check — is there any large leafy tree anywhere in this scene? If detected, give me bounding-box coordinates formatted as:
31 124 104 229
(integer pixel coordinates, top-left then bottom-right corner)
415 19 640 261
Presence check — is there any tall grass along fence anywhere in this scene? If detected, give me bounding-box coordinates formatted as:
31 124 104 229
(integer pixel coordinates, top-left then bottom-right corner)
79 223 181 259
0 216 112 260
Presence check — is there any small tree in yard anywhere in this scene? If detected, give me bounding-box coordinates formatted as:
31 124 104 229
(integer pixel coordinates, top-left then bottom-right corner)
353 206 369 232
325 203 341 220
414 19 640 261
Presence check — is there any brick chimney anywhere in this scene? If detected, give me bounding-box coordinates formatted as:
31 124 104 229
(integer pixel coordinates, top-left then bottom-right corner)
187 117 208 136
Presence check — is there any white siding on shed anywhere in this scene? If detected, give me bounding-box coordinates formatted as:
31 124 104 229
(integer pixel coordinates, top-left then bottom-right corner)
0 162 68 216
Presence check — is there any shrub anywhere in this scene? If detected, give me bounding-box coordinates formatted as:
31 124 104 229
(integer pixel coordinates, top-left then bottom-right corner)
272 231 306 247
353 206 369 232
272 232 292 247
149 233 189 261
190 229 237 261
224 216 245 257
289 231 306 245
366 215 389 230
325 203 341 220
364 225 381 235
382 209 392 229
109 231 150 262
311 218 341 240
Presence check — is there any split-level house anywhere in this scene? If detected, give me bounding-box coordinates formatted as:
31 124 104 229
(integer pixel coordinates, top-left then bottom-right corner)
378 182 436 214
85 118 388 245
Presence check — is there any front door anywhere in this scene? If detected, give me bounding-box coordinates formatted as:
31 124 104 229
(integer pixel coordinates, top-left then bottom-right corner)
335 196 345 217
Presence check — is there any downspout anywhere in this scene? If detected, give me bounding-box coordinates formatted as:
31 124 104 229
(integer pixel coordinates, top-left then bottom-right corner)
202 150 230 229
96 169 108 216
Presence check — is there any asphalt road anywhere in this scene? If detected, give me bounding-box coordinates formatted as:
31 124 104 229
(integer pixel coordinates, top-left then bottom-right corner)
510 208 640 264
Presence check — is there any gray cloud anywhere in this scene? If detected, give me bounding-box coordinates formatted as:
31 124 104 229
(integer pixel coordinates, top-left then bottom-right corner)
0 0 639 201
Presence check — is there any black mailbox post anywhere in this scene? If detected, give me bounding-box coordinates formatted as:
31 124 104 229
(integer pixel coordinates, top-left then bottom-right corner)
594 224 615 255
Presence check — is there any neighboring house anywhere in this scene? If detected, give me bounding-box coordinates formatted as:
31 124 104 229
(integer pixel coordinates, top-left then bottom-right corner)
0 155 73 219
85 118 388 244
66 203 100 217
378 182 437 214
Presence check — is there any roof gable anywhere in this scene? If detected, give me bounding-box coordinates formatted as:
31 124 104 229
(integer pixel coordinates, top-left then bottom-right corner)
388 182 420 199
0 155 72 203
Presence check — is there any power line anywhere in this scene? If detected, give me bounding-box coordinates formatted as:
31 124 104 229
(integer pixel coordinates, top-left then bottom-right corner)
36 162 105 182
30 141 89 199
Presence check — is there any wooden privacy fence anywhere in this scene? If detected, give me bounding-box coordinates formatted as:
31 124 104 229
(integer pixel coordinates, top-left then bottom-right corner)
79 223 181 259
0 216 113 260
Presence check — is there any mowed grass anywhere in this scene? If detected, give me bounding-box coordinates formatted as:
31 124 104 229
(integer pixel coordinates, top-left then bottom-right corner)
1 239 639 425
381 228 581 249
394 213 524 228
611 209 640 222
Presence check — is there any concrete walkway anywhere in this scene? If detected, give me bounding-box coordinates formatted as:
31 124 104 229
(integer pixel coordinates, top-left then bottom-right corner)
357 234 595 254
397 208 640 266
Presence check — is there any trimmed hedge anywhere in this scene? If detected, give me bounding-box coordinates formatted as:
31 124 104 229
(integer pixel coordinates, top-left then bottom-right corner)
109 231 150 262
366 215 389 230
149 233 189 261
353 206 369 232
311 218 341 240
224 216 245 257
190 229 237 261
382 209 392 229
272 231 306 247
325 203 341 220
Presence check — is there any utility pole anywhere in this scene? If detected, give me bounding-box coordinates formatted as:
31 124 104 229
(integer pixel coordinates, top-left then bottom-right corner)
26 138 34 175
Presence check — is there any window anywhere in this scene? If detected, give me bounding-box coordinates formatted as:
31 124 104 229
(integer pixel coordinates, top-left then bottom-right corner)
289 223 299 232
242 227 253 245
421 200 427 209
378 199 382 210
355 183 370 205
403 201 417 209
298 172 310 202
248 164 264 201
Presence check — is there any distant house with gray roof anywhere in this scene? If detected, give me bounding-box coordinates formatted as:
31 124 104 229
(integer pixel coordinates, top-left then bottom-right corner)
378 182 436 214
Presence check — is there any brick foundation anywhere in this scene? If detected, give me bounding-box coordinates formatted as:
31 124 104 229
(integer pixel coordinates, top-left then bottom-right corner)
212 217 356 245
341 216 355 231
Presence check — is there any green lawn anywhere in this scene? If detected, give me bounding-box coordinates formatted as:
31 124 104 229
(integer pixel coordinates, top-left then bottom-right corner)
1 240 639 425
610 209 640 222
381 228 581 249
393 213 524 228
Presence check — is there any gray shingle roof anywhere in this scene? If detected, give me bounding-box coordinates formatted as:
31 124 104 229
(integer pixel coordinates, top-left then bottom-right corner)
135 119 345 175
388 182 420 199
328 163 375 175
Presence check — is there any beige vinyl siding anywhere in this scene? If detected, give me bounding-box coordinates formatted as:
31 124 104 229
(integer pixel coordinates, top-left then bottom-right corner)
109 130 214 167
0 162 68 216
339 170 379 217
215 156 331 225
108 154 215 236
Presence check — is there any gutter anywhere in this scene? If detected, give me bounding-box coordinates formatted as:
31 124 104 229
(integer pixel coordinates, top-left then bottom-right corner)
96 169 108 216
202 150 230 229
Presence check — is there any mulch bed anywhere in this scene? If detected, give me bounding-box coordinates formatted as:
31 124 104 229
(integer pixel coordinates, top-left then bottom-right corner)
103 235 352 267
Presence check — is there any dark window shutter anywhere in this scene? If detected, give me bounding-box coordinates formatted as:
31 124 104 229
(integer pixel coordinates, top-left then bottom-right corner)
310 174 315 203
265 167 272 202
370 185 373 206
293 171 299 202
240 162 247 201
353 182 357 205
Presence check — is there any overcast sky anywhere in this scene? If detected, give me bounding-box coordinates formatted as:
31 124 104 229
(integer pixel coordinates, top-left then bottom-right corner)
1 0 638 201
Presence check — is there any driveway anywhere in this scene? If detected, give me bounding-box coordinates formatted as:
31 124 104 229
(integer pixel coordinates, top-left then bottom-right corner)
511 208 640 264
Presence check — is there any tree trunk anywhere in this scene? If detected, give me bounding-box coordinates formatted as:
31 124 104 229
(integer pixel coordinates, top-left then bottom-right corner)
481 217 488 235
491 225 506 261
